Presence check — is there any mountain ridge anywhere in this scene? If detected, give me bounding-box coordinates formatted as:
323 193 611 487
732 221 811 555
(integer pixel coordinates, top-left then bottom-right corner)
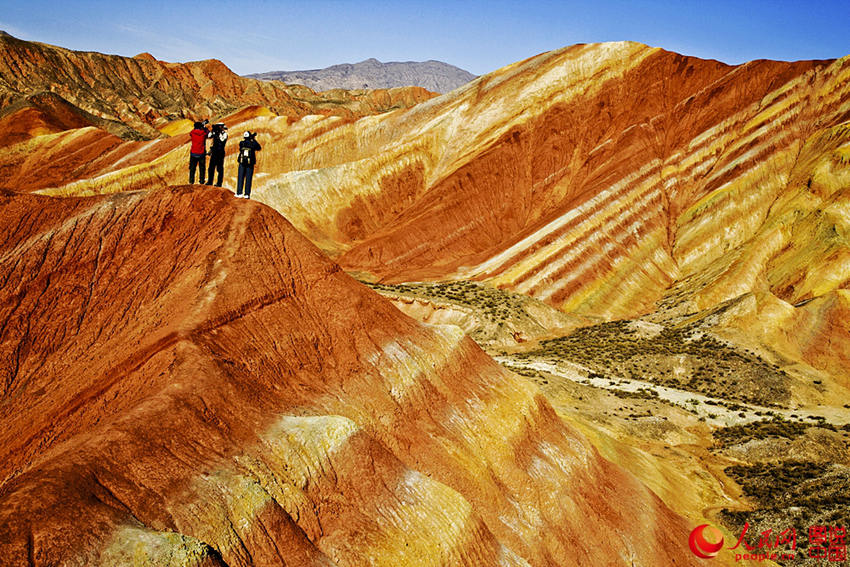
247 57 477 94
0 32 437 141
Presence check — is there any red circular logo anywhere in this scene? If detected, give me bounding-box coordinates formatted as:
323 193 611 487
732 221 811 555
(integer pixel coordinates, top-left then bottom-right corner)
689 524 724 559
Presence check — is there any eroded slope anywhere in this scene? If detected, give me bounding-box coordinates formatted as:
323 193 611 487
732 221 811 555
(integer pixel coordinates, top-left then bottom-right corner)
39 42 850 325
0 187 703 566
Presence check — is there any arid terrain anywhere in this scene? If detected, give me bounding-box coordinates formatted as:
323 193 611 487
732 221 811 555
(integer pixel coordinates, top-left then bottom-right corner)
1 31 849 567
246 58 477 94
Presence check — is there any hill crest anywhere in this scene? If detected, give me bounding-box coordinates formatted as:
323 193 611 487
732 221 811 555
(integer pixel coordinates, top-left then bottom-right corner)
0 186 699 566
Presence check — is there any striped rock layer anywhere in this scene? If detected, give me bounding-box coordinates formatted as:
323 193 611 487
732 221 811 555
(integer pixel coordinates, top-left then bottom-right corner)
255 42 850 323
0 31 435 143
0 187 703 567
32 42 850 327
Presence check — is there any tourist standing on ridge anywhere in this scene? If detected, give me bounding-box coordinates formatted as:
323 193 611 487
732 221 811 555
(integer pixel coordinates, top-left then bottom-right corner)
188 119 210 184
236 131 261 199
206 123 228 187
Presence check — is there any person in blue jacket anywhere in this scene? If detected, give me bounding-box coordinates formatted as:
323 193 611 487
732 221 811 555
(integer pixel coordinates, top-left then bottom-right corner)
236 131 261 199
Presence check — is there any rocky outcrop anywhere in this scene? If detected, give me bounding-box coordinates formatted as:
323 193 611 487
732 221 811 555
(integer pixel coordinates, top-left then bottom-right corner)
0 32 436 141
0 187 703 566
248 58 477 94
0 92 141 147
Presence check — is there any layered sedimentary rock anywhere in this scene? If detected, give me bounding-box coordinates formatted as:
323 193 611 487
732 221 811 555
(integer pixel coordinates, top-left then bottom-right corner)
0 33 436 195
0 128 184 193
0 31 435 141
10 40 850 325
0 92 141 147
251 43 846 330
4 32 849 566
46 42 848 323
0 187 703 566
9 38 848 400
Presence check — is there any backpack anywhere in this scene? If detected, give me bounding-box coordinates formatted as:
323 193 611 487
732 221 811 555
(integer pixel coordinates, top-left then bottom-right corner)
210 131 227 154
238 143 256 166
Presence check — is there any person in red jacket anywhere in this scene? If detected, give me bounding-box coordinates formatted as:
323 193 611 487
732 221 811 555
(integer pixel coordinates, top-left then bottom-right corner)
188 119 210 184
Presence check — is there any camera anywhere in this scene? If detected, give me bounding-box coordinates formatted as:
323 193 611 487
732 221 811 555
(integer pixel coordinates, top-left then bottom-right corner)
202 119 209 126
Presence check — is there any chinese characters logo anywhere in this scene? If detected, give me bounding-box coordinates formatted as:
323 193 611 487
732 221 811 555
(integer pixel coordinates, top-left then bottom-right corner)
688 522 847 562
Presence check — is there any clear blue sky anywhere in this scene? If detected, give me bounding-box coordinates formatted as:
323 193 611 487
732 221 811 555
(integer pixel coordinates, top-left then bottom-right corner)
1 0 849 76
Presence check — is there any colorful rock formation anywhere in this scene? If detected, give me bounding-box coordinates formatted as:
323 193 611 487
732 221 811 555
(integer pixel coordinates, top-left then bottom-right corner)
0 31 435 141
3 32 849 566
8 40 849 327
0 187 702 566
45 41 842 327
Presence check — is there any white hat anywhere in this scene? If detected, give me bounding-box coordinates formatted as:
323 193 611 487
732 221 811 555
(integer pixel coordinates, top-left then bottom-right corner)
243 131 251 138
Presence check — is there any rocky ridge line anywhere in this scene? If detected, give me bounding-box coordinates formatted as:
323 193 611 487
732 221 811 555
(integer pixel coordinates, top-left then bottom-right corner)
247 58 477 94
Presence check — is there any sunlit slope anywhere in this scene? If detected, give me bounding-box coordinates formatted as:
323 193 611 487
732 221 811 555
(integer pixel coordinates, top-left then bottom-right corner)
0 187 705 567
26 42 850 324
476 54 850 320
255 43 848 320
253 45 844 314
699 288 850 392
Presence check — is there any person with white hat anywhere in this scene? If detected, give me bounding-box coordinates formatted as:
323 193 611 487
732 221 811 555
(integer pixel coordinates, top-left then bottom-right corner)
236 131 262 199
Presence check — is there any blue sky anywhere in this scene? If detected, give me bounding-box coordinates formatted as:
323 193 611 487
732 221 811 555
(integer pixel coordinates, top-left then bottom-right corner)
1 0 849 76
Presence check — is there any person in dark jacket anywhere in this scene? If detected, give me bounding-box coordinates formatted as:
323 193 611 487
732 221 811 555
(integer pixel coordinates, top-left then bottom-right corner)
188 119 210 184
205 123 228 187
236 131 262 199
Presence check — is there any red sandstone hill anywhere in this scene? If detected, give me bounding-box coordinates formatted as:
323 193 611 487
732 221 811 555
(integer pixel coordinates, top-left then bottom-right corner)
2 34 848 563
7 38 849 327
4 37 848 393
235 43 850 321
7 38 848 391
0 31 436 141
0 91 141 148
40 41 845 327
0 186 704 566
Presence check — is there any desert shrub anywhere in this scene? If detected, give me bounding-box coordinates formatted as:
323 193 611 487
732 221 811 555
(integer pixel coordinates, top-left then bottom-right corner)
713 417 837 448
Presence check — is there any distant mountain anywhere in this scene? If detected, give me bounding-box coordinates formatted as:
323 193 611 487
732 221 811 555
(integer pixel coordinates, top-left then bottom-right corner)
247 58 477 94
